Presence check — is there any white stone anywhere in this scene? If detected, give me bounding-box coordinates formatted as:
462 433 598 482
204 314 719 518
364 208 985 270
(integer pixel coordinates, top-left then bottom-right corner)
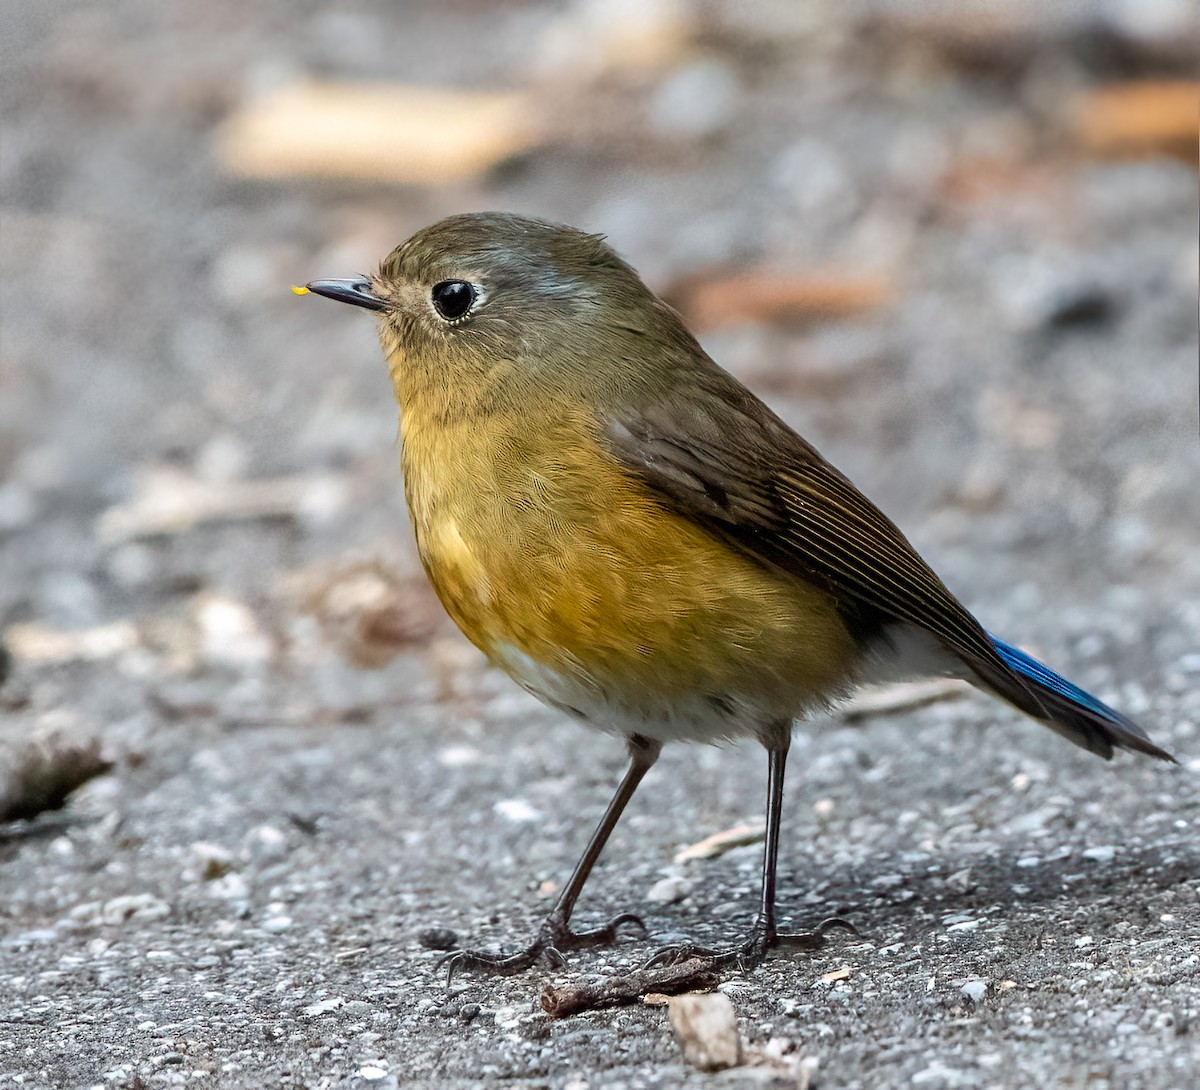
960 979 988 1003
668 992 742 1071
646 875 693 904
493 798 542 823
100 895 170 926
303 997 343 1016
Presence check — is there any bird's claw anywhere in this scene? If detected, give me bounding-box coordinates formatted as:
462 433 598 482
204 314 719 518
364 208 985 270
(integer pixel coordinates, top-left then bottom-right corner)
567 911 647 948
641 915 857 973
437 910 648 982
438 943 565 983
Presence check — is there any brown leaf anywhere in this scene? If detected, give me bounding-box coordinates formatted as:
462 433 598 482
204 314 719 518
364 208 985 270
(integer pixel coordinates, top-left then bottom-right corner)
303 561 448 668
672 268 893 331
217 81 543 183
674 820 765 864
1070 81 1199 164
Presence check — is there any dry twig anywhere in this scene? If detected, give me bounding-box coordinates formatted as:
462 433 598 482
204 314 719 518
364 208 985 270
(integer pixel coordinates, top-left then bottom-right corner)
540 959 717 1019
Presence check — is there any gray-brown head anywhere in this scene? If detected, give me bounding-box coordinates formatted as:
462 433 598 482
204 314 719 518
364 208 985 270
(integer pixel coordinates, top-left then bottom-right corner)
303 212 702 420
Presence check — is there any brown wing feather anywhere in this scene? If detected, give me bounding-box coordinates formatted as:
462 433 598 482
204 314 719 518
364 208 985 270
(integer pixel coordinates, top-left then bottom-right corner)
603 370 1045 716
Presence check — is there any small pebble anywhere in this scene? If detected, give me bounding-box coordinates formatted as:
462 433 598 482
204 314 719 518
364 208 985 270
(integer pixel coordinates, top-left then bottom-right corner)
961 979 988 1003
646 875 693 904
96 895 170 927
493 798 542 822
417 926 459 951
302 997 343 1016
1043 283 1116 329
244 824 288 863
668 992 743 1072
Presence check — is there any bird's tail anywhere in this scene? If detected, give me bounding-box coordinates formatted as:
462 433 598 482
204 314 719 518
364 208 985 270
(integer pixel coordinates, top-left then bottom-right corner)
983 634 1175 763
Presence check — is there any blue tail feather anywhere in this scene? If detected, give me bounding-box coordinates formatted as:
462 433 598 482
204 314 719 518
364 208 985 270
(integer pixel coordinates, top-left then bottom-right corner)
990 636 1129 726
985 634 1174 763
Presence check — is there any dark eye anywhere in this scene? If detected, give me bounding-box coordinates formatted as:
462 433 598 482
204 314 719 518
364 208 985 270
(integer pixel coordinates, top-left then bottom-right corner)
431 280 475 321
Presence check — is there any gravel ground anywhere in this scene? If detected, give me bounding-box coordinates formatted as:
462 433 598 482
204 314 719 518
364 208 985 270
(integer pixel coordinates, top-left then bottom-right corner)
1 3 1197 1088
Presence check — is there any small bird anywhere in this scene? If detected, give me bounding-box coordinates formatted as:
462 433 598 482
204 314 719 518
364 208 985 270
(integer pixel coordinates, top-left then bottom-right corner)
300 212 1174 976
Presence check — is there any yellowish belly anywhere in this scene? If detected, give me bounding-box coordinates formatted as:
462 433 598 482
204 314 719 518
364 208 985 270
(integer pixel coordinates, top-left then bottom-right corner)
402 412 858 737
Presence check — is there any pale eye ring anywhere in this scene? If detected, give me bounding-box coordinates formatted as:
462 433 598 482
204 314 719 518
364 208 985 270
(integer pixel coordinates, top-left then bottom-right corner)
431 280 475 321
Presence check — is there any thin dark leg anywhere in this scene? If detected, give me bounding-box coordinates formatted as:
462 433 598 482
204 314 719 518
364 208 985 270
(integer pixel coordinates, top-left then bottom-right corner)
644 726 854 972
443 734 661 978
756 735 789 941
544 733 661 933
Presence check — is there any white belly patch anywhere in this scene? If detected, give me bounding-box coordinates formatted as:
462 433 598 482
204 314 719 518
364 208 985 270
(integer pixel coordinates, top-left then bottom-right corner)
491 642 783 744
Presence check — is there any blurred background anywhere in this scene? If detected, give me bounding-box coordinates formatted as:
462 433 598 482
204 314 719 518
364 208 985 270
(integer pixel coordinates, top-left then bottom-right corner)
0 1 1197 1085
2 0 1196 738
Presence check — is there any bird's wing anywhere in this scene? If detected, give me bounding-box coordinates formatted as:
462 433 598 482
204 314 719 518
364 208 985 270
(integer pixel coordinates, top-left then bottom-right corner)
603 366 1173 762
603 372 1025 697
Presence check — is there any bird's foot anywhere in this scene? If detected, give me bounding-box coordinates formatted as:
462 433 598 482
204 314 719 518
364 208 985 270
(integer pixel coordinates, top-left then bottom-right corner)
440 911 647 981
642 916 857 973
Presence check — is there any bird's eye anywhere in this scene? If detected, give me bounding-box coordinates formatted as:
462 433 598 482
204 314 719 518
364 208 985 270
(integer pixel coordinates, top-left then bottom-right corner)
430 280 475 321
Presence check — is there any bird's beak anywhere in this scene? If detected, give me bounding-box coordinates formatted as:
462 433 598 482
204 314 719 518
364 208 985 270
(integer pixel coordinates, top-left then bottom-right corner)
301 278 386 312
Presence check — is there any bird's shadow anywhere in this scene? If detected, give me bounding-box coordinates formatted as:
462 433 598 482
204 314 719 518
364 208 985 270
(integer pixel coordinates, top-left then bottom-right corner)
636 839 1196 952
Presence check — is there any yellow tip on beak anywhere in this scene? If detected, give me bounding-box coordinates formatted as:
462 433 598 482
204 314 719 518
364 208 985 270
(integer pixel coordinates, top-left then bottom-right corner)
291 284 310 296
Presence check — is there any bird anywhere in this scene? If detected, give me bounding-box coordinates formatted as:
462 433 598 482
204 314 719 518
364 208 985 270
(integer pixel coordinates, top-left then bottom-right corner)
298 211 1175 976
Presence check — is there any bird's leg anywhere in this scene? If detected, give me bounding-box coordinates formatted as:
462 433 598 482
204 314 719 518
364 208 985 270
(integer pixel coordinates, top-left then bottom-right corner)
645 728 855 972
442 734 661 979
